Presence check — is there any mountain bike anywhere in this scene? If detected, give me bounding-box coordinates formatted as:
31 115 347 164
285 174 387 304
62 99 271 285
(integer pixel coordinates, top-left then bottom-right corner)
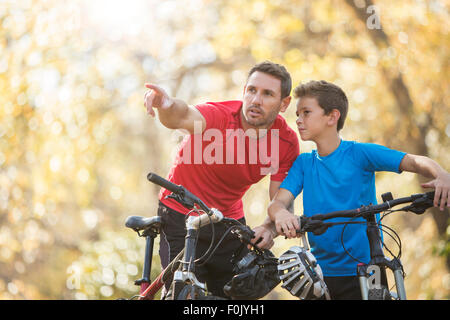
293 191 437 300
123 172 260 300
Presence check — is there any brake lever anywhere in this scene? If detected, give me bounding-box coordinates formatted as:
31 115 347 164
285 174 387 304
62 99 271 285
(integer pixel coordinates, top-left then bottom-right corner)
166 192 196 209
296 217 329 235
232 225 256 244
307 220 330 235
165 186 204 211
404 194 435 215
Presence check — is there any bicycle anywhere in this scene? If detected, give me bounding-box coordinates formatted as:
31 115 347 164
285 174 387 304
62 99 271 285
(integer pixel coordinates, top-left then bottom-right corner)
280 191 437 300
123 172 265 300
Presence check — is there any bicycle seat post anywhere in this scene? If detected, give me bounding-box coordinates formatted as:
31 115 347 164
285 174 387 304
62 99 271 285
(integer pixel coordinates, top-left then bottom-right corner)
135 228 159 289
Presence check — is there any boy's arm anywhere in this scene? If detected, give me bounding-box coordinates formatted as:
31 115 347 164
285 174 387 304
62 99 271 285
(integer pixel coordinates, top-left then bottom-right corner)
268 187 299 239
144 83 206 134
250 181 295 249
399 154 450 210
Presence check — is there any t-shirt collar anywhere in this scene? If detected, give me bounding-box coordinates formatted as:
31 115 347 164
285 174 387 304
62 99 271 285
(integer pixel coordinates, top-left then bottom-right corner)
315 138 343 160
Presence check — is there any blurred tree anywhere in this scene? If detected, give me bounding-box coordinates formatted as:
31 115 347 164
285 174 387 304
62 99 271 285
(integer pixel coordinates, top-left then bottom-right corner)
0 0 164 299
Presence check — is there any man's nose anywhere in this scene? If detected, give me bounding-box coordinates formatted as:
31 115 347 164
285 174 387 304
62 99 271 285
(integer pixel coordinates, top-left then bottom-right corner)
251 92 262 105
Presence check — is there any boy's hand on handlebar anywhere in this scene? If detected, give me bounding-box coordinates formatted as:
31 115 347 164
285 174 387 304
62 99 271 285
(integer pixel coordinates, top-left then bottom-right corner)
274 210 300 239
249 225 275 250
421 172 450 211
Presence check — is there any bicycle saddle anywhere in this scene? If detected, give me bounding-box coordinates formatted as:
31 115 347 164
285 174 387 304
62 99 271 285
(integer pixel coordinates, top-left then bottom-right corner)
125 215 162 232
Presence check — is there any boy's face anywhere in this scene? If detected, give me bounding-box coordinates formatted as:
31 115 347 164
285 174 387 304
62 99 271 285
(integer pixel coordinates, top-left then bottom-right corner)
295 96 330 141
241 71 291 129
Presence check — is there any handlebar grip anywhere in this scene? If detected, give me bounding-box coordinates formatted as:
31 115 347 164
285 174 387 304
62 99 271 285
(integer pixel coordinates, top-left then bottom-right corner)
147 172 182 194
424 191 435 200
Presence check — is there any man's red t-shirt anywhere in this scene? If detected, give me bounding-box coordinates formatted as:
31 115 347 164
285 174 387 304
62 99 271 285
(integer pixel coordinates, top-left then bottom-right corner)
159 100 299 220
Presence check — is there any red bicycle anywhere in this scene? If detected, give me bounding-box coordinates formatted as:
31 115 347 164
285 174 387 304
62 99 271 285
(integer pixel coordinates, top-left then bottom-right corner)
123 172 259 300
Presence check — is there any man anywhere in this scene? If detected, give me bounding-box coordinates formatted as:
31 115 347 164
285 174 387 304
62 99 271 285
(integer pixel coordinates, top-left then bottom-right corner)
144 61 299 297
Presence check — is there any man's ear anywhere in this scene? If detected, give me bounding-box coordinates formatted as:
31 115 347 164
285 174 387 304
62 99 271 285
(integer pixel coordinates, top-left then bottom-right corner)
279 95 292 113
328 109 341 126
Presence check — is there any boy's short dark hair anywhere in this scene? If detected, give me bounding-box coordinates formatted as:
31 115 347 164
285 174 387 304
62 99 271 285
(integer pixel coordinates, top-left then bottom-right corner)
294 80 348 131
248 61 292 99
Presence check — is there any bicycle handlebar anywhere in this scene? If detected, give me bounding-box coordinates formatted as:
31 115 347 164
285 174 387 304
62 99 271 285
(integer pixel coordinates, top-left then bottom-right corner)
298 191 435 235
147 172 257 247
147 172 211 214
147 172 183 194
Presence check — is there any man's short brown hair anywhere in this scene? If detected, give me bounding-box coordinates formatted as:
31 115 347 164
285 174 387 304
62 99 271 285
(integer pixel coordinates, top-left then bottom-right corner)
248 61 292 99
294 80 348 131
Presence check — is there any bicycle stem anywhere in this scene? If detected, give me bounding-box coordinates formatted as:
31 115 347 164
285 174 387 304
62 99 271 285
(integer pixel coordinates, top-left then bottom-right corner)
185 208 224 230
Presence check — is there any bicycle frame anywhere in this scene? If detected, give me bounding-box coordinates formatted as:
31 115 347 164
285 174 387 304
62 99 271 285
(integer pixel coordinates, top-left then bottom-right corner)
137 249 185 300
136 172 264 300
127 206 225 300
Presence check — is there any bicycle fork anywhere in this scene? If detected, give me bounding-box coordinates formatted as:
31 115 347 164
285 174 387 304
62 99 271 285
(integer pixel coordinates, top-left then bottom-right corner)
357 260 406 300
171 223 206 299
171 210 223 299
357 219 407 300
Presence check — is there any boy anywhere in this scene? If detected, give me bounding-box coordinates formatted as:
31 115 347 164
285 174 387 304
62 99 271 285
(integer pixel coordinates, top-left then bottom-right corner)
268 80 450 299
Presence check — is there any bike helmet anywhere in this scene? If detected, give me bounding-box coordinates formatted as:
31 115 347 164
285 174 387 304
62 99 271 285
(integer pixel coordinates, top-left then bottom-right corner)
277 246 330 300
223 249 280 300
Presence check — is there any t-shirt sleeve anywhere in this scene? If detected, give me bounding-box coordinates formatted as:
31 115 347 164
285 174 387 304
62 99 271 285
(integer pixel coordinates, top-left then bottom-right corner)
279 155 304 198
354 142 407 173
195 103 228 131
270 133 300 182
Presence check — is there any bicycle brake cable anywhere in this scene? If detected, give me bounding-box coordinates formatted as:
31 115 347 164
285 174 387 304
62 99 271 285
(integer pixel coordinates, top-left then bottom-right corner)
340 217 367 265
379 223 406 279
195 226 235 266
377 209 404 260
377 223 404 277
185 208 217 267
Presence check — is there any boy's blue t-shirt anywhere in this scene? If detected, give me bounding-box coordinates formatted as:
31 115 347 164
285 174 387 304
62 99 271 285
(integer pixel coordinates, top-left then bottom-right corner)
279 140 406 276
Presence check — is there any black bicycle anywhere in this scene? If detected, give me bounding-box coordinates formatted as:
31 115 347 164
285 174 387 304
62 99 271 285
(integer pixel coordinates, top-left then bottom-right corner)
293 191 436 300
123 172 263 300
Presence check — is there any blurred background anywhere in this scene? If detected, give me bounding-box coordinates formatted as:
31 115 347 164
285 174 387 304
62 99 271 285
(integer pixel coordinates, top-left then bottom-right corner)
0 0 448 300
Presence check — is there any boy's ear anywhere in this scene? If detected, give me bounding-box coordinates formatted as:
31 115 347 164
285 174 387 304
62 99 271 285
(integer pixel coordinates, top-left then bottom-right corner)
279 95 292 113
327 109 341 127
